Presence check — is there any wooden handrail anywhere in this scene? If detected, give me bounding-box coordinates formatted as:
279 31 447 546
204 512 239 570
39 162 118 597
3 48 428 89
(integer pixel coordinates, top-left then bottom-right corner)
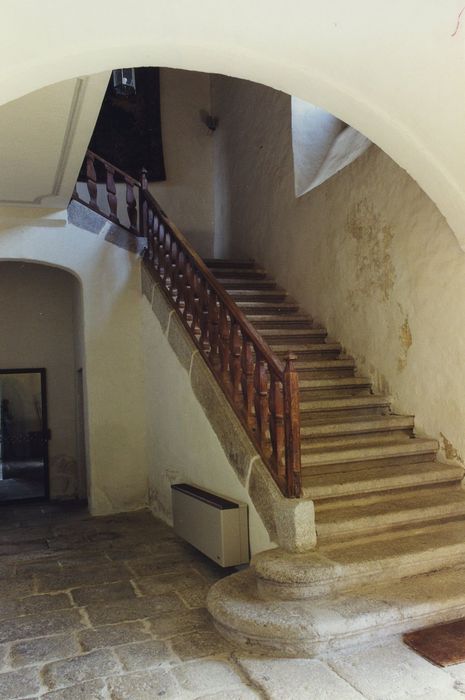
73 150 302 497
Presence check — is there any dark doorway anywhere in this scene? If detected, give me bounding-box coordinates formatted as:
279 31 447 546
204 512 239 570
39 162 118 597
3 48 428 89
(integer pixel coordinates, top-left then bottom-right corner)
83 67 166 182
0 369 49 502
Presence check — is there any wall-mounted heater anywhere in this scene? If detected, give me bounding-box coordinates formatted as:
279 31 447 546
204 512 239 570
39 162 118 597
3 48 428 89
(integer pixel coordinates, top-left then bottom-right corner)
171 483 249 567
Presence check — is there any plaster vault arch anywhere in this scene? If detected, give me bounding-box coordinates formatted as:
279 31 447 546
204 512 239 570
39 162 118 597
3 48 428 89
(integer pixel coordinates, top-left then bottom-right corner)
1 0 465 248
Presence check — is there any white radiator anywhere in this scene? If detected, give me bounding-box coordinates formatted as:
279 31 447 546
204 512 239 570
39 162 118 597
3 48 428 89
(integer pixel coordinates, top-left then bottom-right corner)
171 483 249 567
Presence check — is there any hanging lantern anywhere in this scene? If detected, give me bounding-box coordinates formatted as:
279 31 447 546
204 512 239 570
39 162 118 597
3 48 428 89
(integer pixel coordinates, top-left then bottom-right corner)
112 68 136 96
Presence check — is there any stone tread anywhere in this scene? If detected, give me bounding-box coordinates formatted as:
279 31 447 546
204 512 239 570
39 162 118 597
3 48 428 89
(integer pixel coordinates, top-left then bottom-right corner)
315 484 465 537
272 342 341 354
299 395 390 412
215 277 278 288
300 437 438 467
235 300 300 311
205 258 256 268
301 460 463 499
259 328 327 338
226 288 288 298
245 313 313 325
299 377 371 390
300 414 414 437
253 515 465 594
300 432 418 452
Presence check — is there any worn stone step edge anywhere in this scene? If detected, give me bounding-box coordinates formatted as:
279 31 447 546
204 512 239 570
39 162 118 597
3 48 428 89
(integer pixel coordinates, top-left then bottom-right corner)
205 259 256 268
316 491 465 539
301 461 462 499
300 438 438 467
253 514 465 599
260 328 326 338
300 431 416 453
300 414 414 438
300 396 390 412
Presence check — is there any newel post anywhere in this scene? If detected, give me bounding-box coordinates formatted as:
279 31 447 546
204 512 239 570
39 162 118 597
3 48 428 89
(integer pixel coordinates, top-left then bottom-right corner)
139 167 148 237
283 352 302 497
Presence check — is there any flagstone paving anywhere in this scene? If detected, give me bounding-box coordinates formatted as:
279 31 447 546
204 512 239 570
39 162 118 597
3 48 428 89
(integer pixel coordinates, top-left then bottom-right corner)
1 502 465 699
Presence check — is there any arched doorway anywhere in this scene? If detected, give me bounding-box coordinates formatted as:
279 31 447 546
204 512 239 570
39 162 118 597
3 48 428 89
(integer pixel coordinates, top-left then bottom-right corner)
0 261 86 502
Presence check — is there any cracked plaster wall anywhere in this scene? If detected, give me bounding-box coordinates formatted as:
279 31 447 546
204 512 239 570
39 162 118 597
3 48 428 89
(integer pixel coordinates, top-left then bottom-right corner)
212 75 465 468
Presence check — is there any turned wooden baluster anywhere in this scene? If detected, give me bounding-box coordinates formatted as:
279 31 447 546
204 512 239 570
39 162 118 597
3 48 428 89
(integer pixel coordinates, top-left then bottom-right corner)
176 250 186 313
190 268 201 339
229 321 243 404
86 153 98 211
283 353 302 497
199 279 210 353
139 167 148 237
219 303 231 382
105 165 119 224
208 290 220 369
269 373 285 477
254 355 269 451
157 222 166 279
183 260 194 324
164 230 173 292
170 238 178 303
147 207 154 262
125 177 138 234
241 341 255 429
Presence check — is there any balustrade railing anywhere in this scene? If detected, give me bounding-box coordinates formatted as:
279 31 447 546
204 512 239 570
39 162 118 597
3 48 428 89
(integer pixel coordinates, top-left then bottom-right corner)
73 150 140 234
73 150 302 497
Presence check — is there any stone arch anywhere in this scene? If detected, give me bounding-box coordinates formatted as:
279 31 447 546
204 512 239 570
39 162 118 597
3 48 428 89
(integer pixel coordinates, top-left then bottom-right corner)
0 3 463 246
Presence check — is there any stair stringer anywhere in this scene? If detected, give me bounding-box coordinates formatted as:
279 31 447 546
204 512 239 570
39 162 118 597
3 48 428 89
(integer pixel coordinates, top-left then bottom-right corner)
141 263 316 556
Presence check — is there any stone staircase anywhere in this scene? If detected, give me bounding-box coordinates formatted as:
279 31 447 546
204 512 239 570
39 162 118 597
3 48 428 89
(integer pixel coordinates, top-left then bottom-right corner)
205 258 465 656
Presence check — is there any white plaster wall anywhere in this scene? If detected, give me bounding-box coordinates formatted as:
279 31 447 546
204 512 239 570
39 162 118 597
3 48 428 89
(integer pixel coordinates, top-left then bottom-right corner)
212 75 465 469
0 263 79 498
151 69 214 257
0 207 147 513
141 297 272 555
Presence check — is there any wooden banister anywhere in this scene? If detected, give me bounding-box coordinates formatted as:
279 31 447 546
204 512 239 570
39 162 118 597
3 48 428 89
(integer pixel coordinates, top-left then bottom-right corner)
73 149 302 497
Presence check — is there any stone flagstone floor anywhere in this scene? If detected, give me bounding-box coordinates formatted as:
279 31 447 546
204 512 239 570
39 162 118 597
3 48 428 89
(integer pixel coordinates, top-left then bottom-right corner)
1 503 465 699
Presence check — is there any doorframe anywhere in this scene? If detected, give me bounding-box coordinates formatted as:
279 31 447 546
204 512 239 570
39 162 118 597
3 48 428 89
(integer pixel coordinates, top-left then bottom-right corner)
0 367 49 503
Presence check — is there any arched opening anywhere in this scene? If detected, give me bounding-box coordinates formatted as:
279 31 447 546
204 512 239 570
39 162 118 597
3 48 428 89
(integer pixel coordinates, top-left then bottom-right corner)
0 261 87 503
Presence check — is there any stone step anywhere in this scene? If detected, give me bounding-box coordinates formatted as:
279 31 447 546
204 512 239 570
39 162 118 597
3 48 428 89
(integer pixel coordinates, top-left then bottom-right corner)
300 414 414 438
235 300 300 313
294 358 356 379
272 340 340 352
301 460 462 499
259 328 326 340
205 258 256 269
252 513 465 600
300 395 390 417
300 431 415 453
315 485 465 539
215 278 277 289
246 314 313 328
299 377 372 398
211 268 267 279
300 437 438 468
207 563 465 657
299 377 369 390
226 288 288 301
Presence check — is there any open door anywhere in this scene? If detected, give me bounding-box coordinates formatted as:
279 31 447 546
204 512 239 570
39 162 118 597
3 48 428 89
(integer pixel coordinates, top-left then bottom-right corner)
0 369 49 502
